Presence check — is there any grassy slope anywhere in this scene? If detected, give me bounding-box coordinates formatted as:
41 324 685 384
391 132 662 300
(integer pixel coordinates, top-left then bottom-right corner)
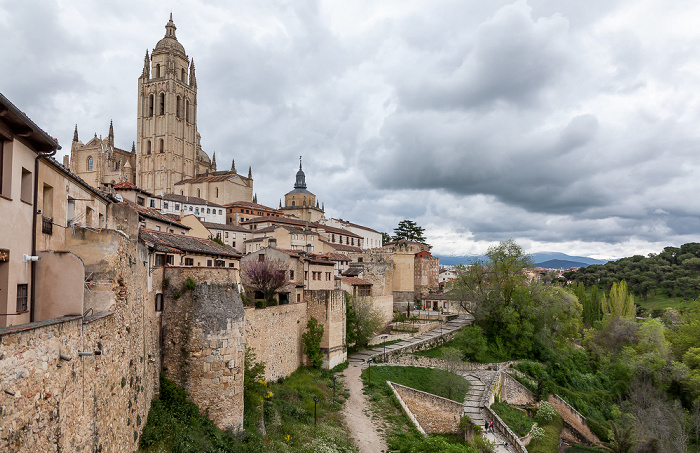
363 365 470 402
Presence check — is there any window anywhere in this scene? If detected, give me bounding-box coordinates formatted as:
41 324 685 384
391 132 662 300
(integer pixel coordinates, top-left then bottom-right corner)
159 93 165 115
175 203 179 210
326 272 331 280
159 139 164 153
146 140 151 155
207 260 212 267
229 262 235 268
164 202 168 209
195 208 199 214
85 207 93 226
214 260 225 267
16 284 28 312
332 234 335 243
258 254 265 262
137 196 145 206
232 242 236 248
87 157 94 171
115 160 120 170
358 257 363 263
20 168 32 203
297 293 301 303
150 199 155 208
289 270 295 280
189 206 193 211
148 94 154 117
156 225 161 231
184 257 194 266
176 95 181 118
155 293 163 312
156 63 161 78
185 99 190 122
155 254 166 266
181 68 187 83
225 232 228 238
358 286 371 297
216 188 219 198
197 189 201 197
304 271 308 280
206 208 210 214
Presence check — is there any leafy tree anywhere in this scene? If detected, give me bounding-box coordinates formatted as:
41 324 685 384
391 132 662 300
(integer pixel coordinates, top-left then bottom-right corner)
601 422 637 453
240 258 289 304
456 326 489 362
436 347 469 400
391 219 428 245
347 296 385 349
302 317 324 369
381 232 392 245
602 280 635 319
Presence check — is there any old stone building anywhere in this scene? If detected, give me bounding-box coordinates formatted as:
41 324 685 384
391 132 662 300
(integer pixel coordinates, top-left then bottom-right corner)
280 158 325 222
69 122 136 191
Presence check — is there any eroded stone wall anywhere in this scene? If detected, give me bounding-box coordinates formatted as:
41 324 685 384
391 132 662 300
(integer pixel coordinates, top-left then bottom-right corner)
0 228 160 453
161 268 245 431
499 372 536 406
244 303 307 381
306 290 347 369
390 382 463 434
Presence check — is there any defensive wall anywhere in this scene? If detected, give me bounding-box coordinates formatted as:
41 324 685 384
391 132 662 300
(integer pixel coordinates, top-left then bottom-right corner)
160 267 245 431
548 393 600 446
388 381 463 434
0 227 160 452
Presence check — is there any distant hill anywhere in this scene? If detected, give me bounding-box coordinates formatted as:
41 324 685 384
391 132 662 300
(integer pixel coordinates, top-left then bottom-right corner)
435 252 608 267
535 259 589 269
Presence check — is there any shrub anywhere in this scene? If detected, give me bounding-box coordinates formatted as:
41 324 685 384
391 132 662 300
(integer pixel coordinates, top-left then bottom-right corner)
530 424 545 440
302 317 324 369
535 401 557 423
255 299 267 309
182 277 196 291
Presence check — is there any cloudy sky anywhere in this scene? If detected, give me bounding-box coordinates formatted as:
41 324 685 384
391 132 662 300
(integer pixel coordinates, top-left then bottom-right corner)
3 0 700 259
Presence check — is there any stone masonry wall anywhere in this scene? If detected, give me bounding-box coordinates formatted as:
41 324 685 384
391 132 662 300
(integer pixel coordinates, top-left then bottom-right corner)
0 228 160 453
306 290 346 369
161 268 245 431
244 303 307 382
498 372 536 406
548 394 600 445
390 382 463 434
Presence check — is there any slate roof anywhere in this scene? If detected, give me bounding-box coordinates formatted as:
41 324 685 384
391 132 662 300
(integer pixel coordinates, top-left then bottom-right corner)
139 229 240 257
162 193 223 207
338 276 373 286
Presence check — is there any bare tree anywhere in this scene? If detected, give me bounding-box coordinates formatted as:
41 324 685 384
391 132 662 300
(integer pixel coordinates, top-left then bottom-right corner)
240 259 289 304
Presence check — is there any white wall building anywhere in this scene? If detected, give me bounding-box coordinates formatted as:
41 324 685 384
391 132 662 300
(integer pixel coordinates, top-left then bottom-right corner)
319 218 383 249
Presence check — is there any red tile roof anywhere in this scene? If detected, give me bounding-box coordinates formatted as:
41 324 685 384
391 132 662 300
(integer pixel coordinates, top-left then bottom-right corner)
162 193 223 207
121 201 189 230
139 229 240 257
338 276 373 286
317 253 351 261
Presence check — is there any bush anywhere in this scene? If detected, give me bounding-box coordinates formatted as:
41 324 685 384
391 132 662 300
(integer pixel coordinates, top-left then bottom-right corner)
254 299 267 309
302 317 324 369
535 401 557 423
530 425 545 440
182 278 196 291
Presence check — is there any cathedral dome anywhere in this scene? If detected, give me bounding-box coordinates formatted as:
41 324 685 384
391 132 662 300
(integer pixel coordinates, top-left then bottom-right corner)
153 14 186 57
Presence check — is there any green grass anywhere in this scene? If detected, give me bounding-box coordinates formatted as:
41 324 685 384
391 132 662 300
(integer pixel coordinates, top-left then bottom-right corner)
412 338 462 358
363 365 470 402
139 368 355 453
565 445 606 452
527 413 564 453
358 366 484 453
368 338 404 349
490 401 534 436
637 293 694 313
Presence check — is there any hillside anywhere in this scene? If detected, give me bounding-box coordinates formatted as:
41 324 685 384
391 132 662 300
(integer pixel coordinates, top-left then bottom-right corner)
535 259 588 269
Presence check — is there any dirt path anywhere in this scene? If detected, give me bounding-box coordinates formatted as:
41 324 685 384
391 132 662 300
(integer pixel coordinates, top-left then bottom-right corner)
342 363 388 453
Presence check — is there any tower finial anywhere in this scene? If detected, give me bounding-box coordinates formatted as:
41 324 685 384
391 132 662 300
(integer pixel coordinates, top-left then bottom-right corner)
142 50 150 78
211 152 217 171
189 59 197 87
299 155 302 170
132 141 136 153
231 158 236 173
248 166 252 179
165 13 176 38
108 120 114 147
73 124 79 142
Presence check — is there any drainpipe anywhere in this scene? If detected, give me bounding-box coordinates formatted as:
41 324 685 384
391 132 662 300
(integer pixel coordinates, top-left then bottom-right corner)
30 149 57 322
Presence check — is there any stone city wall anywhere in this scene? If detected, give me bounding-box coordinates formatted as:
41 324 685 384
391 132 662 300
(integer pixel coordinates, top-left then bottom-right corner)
389 382 463 434
498 372 537 406
161 268 245 431
244 303 307 381
483 405 528 453
306 290 347 369
548 393 600 446
386 354 516 372
0 228 160 453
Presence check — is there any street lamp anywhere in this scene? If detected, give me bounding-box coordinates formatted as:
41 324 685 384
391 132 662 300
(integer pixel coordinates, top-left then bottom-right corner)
332 375 337 404
382 334 388 362
313 395 319 427
367 357 373 383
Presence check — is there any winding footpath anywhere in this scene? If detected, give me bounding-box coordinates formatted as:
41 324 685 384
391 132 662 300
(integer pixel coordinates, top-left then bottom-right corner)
343 314 473 452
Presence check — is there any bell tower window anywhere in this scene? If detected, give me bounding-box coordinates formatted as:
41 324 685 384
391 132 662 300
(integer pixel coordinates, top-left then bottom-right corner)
159 93 165 115
146 140 151 155
148 94 154 117
176 96 181 118
159 139 164 153
87 156 94 171
181 68 186 83
156 64 161 78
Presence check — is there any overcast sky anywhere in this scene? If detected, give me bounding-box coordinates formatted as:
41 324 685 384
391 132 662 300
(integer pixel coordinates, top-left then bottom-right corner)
3 0 700 259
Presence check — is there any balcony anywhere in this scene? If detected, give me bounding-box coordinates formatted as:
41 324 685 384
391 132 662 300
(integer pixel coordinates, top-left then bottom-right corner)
41 216 53 235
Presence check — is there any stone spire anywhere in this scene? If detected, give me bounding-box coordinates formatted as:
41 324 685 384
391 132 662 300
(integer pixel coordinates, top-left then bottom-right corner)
248 166 252 179
108 120 114 147
132 141 136 153
142 50 150 78
211 152 217 171
73 124 79 142
165 13 177 39
322 202 324 211
231 158 236 173
316 200 319 208
189 59 197 88
279 199 282 209
253 193 258 204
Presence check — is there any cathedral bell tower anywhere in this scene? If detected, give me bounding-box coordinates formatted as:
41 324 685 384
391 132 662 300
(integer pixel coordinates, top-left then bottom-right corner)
136 14 199 195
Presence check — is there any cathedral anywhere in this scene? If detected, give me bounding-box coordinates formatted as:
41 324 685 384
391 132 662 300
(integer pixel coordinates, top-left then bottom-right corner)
70 15 253 204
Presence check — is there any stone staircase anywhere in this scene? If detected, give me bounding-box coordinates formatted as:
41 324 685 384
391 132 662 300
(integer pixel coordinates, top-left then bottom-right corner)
461 371 519 452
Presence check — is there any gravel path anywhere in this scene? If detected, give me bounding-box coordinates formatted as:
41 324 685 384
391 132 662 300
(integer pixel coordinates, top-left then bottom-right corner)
342 363 388 453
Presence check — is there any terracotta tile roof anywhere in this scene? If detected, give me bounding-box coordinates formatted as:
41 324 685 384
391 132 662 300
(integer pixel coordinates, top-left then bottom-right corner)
327 219 380 234
338 276 373 286
224 201 282 213
162 193 223 207
318 253 351 261
327 243 362 252
342 267 363 277
201 221 249 232
121 201 189 230
314 224 363 238
139 229 240 257
242 217 362 238
174 174 238 185
113 181 138 189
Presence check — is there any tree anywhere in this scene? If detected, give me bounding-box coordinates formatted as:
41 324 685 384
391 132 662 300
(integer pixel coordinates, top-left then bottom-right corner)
436 347 470 400
302 317 324 369
240 258 289 304
601 422 637 453
347 296 384 349
602 280 635 319
381 232 391 245
391 220 428 245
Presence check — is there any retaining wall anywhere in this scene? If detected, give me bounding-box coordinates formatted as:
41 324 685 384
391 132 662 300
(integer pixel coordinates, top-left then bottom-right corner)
388 382 463 434
548 393 600 446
